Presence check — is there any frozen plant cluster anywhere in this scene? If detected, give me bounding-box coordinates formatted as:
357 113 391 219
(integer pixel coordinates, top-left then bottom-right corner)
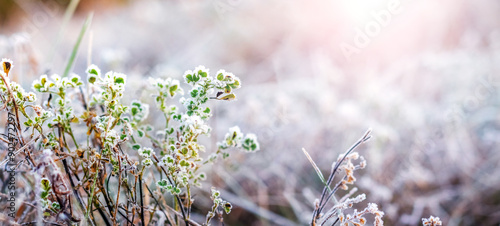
422 216 443 226
0 58 260 226
308 130 385 226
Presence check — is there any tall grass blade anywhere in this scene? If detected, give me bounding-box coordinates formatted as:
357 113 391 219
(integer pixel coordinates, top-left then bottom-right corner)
63 12 93 78
302 148 327 186
49 0 81 63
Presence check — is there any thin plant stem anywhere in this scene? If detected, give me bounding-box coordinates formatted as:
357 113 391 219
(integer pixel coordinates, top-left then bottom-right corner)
139 172 145 226
63 13 93 78
311 129 371 225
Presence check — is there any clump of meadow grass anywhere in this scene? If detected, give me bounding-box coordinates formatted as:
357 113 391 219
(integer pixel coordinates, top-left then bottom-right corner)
0 58 259 225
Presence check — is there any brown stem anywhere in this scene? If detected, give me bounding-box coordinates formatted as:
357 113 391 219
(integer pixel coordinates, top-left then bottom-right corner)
57 126 86 220
0 73 36 167
152 154 189 225
113 150 122 224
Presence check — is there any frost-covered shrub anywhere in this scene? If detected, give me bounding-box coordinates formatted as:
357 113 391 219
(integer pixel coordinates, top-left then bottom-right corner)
0 58 259 225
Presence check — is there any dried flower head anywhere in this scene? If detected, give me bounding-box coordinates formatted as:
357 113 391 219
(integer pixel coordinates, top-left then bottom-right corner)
1 58 13 76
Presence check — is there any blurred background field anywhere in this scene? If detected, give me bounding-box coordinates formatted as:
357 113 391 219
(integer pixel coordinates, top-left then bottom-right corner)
1 0 500 225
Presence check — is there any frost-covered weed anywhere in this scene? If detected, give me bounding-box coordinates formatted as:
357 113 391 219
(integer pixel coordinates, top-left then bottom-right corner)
0 58 259 225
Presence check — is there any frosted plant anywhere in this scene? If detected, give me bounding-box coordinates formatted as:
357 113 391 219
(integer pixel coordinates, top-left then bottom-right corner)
422 216 442 226
307 129 385 226
0 58 259 225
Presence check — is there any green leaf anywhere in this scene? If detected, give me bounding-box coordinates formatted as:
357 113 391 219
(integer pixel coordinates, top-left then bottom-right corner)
115 77 125 84
41 190 49 199
24 120 32 127
132 102 141 107
137 129 144 137
88 68 98 76
180 159 190 167
169 84 178 92
190 89 198 98
157 179 168 187
137 129 144 138
51 202 61 210
229 79 240 89
132 144 141 151
192 74 200 82
131 107 138 116
180 147 188 155
203 107 210 114
33 83 42 90
217 73 224 81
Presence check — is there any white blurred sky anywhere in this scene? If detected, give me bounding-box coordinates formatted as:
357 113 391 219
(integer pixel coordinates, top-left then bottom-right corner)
1 0 499 76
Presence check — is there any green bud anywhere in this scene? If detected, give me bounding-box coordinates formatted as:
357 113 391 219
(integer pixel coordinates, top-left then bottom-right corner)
34 83 42 90
51 202 60 210
88 75 96 84
41 178 51 191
